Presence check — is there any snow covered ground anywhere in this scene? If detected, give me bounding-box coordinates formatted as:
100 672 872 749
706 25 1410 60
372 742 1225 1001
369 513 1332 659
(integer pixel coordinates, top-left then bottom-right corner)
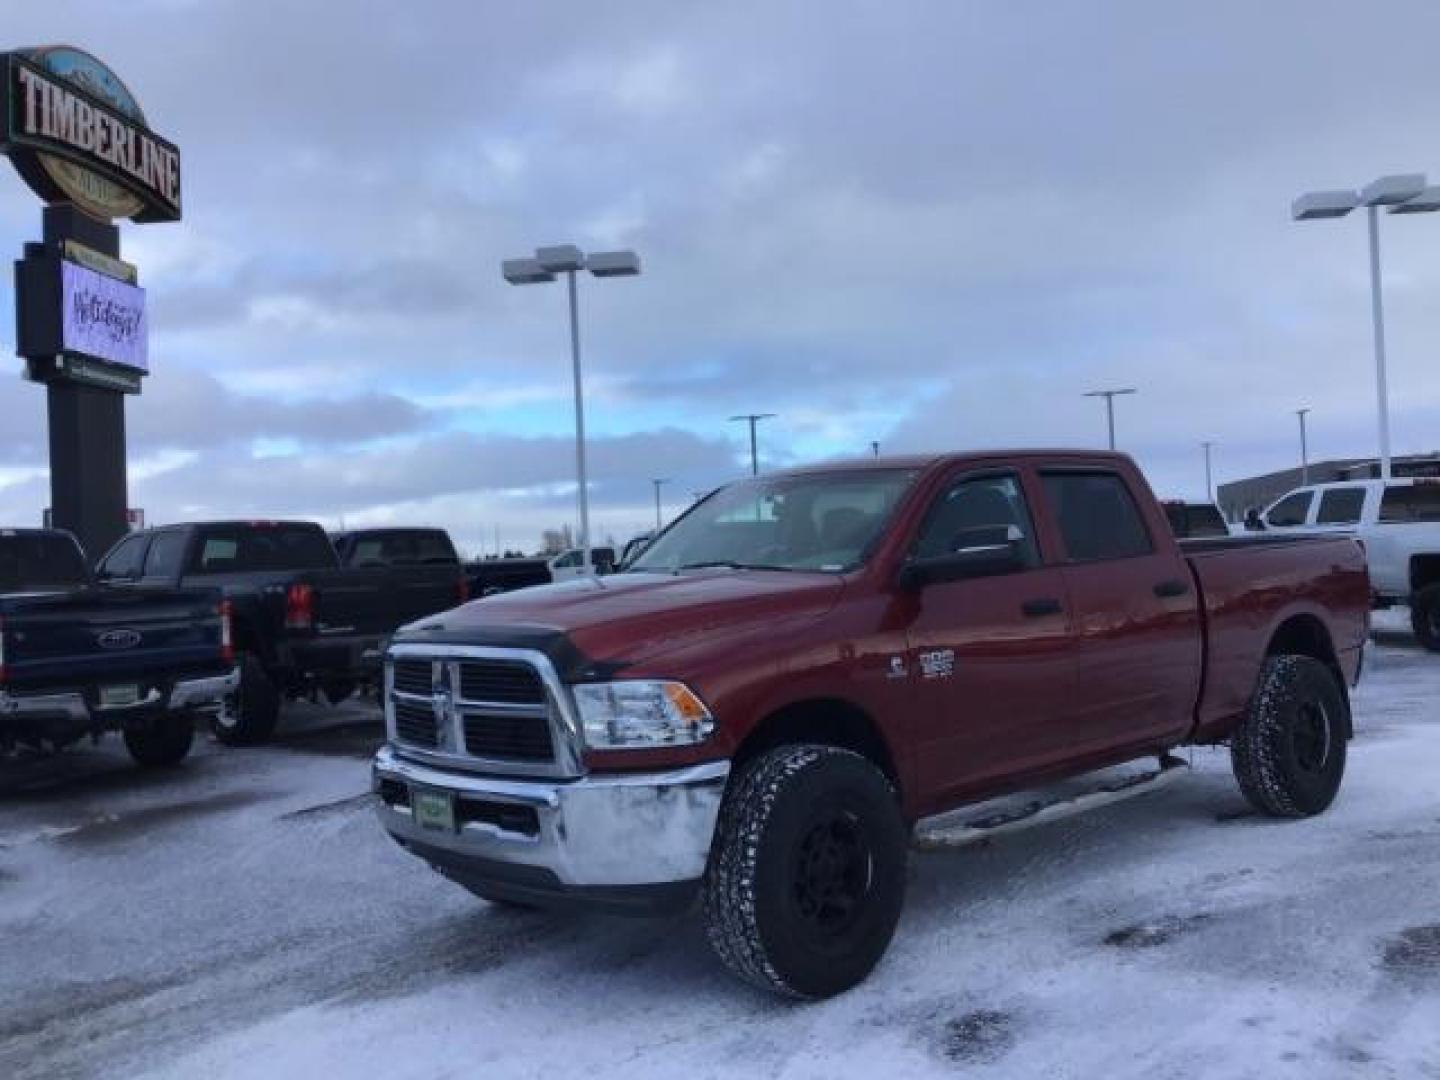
2 638 1438 1080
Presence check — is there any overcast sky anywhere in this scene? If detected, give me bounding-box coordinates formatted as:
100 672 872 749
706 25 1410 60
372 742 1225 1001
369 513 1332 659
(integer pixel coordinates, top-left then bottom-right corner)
5 1 1440 555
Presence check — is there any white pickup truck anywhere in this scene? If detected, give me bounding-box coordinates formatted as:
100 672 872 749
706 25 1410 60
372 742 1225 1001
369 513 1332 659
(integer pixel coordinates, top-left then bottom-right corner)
1255 478 1440 649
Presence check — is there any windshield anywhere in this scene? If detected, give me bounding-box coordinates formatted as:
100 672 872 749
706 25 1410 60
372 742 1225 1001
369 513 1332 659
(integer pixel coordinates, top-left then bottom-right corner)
630 469 918 573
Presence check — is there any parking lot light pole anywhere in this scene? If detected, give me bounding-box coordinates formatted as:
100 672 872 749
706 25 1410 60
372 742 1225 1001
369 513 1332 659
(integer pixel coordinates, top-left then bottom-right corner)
502 246 641 574
729 413 776 475
1083 388 1136 450
1296 407 1311 485
1293 174 1440 480
651 477 669 531
1202 441 1215 502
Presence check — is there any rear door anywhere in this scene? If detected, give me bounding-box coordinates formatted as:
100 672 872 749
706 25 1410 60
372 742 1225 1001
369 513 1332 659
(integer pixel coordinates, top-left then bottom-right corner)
1037 468 1201 753
902 468 1078 798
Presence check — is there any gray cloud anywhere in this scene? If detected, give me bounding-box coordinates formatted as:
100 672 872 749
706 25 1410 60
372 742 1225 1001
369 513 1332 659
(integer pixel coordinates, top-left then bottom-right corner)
4 0 1440 536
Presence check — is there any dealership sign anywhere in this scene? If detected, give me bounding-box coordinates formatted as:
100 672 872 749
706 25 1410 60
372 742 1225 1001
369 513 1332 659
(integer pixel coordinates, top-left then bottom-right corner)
0 46 181 222
62 259 147 371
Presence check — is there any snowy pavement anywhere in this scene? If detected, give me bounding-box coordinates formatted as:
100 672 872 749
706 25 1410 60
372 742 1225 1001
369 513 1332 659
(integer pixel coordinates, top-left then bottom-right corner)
2 641 1438 1080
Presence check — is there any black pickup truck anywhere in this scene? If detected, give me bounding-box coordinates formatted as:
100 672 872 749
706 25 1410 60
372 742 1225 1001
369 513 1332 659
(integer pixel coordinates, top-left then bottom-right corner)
97 521 468 745
1 528 236 768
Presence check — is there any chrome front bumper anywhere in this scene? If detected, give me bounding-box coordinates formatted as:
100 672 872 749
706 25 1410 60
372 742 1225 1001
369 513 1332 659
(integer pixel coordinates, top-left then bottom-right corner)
373 743 730 890
0 666 240 723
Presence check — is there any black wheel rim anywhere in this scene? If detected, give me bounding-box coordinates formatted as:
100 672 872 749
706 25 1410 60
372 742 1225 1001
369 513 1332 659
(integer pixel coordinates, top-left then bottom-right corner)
792 811 873 940
1292 701 1331 774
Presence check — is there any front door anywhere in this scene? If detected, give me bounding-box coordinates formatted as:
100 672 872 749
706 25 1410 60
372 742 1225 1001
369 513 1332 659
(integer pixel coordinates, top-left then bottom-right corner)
902 470 1078 803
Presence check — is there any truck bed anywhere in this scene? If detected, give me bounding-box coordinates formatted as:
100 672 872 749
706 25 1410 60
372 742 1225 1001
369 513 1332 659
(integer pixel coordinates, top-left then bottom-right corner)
1183 533 1369 741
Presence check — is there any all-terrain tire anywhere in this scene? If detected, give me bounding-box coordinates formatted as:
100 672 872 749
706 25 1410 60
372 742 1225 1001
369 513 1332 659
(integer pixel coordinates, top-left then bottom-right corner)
1231 654 1348 817
702 745 907 999
1409 585 1440 652
123 711 195 767
212 653 281 746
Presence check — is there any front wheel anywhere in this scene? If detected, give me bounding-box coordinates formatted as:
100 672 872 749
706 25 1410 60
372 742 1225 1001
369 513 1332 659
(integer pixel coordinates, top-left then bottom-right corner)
124 711 195 767
702 745 907 999
1409 585 1440 652
1231 655 1348 817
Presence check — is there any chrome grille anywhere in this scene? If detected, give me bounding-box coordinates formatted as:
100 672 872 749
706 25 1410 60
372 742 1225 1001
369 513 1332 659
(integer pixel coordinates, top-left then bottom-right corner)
463 711 554 761
393 699 438 747
458 660 544 704
385 646 581 778
392 659 433 696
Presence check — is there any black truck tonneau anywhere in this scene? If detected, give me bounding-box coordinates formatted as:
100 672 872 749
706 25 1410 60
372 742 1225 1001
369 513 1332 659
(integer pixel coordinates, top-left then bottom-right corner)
97 521 468 744
1 528 236 769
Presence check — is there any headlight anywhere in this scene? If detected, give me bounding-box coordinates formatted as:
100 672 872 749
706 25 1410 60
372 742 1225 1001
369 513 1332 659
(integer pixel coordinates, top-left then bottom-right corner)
572 680 715 748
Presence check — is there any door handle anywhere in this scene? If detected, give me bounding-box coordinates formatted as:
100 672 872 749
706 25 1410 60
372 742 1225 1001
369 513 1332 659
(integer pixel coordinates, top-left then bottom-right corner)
1153 579 1190 598
1021 597 1063 617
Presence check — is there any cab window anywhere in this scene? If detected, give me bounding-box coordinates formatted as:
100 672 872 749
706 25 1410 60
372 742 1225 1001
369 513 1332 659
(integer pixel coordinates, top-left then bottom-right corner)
1041 471 1153 562
1265 491 1313 528
912 474 1040 569
1316 488 1365 525
99 534 149 579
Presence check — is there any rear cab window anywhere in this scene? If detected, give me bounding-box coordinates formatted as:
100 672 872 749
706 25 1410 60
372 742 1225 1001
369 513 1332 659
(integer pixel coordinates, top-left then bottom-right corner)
187 524 338 574
1041 471 1154 562
0 532 89 592
1378 484 1440 523
1316 488 1366 525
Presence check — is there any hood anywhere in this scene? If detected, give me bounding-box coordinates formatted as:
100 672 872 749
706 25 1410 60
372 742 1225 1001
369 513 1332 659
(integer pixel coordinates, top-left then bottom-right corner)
396 570 844 674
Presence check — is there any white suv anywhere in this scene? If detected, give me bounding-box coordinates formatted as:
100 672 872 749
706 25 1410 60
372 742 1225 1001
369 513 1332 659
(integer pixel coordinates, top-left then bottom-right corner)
1257 478 1440 649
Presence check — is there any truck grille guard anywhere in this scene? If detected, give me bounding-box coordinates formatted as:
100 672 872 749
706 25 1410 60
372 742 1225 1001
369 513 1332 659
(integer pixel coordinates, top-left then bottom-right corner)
384 643 586 779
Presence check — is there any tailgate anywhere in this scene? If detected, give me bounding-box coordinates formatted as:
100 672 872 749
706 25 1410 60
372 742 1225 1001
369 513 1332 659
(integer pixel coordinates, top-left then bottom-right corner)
307 568 396 639
2 588 225 690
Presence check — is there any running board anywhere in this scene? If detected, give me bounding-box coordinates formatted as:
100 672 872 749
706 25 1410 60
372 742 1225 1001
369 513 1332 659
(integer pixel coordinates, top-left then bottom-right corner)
912 754 1191 851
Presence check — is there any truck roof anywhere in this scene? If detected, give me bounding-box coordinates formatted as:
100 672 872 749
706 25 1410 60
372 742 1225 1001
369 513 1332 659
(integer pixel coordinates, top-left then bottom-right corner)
772 449 1132 477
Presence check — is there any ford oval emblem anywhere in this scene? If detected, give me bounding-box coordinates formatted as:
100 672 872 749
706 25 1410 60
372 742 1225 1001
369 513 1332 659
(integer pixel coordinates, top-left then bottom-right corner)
98 628 143 650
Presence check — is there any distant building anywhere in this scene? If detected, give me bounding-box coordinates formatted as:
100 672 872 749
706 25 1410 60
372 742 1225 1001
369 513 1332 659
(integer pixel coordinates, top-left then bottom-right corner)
1216 454 1440 522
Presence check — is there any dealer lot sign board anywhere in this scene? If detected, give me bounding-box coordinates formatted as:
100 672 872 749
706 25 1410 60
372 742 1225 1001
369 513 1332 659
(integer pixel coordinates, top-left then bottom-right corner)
1 47 181 223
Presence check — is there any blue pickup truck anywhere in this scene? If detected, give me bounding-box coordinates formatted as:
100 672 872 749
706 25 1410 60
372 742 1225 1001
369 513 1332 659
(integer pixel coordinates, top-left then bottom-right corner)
0 528 237 768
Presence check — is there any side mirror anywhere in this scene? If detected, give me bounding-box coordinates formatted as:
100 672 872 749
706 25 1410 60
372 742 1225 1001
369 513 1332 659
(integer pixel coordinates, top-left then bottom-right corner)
899 542 1025 589
1244 509 1266 532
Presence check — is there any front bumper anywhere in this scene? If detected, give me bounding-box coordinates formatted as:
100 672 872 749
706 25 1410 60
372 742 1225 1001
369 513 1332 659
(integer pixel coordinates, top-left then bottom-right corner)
373 744 730 914
0 666 240 726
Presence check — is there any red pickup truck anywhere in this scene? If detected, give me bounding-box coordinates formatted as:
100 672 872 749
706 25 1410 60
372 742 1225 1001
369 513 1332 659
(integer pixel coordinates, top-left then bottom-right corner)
373 451 1368 998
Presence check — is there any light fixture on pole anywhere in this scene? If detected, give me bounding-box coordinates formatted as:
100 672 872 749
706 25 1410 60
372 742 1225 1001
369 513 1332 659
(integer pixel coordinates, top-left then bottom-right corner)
502 244 640 575
650 477 669 531
1295 407 1312 485
729 413 776 475
1293 173 1440 479
1201 441 1215 502
1083 388 1137 450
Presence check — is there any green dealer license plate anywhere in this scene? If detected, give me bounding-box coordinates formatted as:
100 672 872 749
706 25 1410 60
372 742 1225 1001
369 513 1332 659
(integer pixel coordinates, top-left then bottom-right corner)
413 789 456 832
100 684 141 707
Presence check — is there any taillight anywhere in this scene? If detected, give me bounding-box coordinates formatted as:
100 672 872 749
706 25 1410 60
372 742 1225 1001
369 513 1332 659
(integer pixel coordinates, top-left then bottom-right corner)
457 575 470 603
285 583 315 631
219 600 234 664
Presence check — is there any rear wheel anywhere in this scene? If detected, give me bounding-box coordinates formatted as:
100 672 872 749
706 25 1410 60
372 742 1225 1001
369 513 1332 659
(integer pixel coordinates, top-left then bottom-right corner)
1409 584 1440 652
702 745 907 999
212 653 281 746
124 712 195 767
1231 655 1348 817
